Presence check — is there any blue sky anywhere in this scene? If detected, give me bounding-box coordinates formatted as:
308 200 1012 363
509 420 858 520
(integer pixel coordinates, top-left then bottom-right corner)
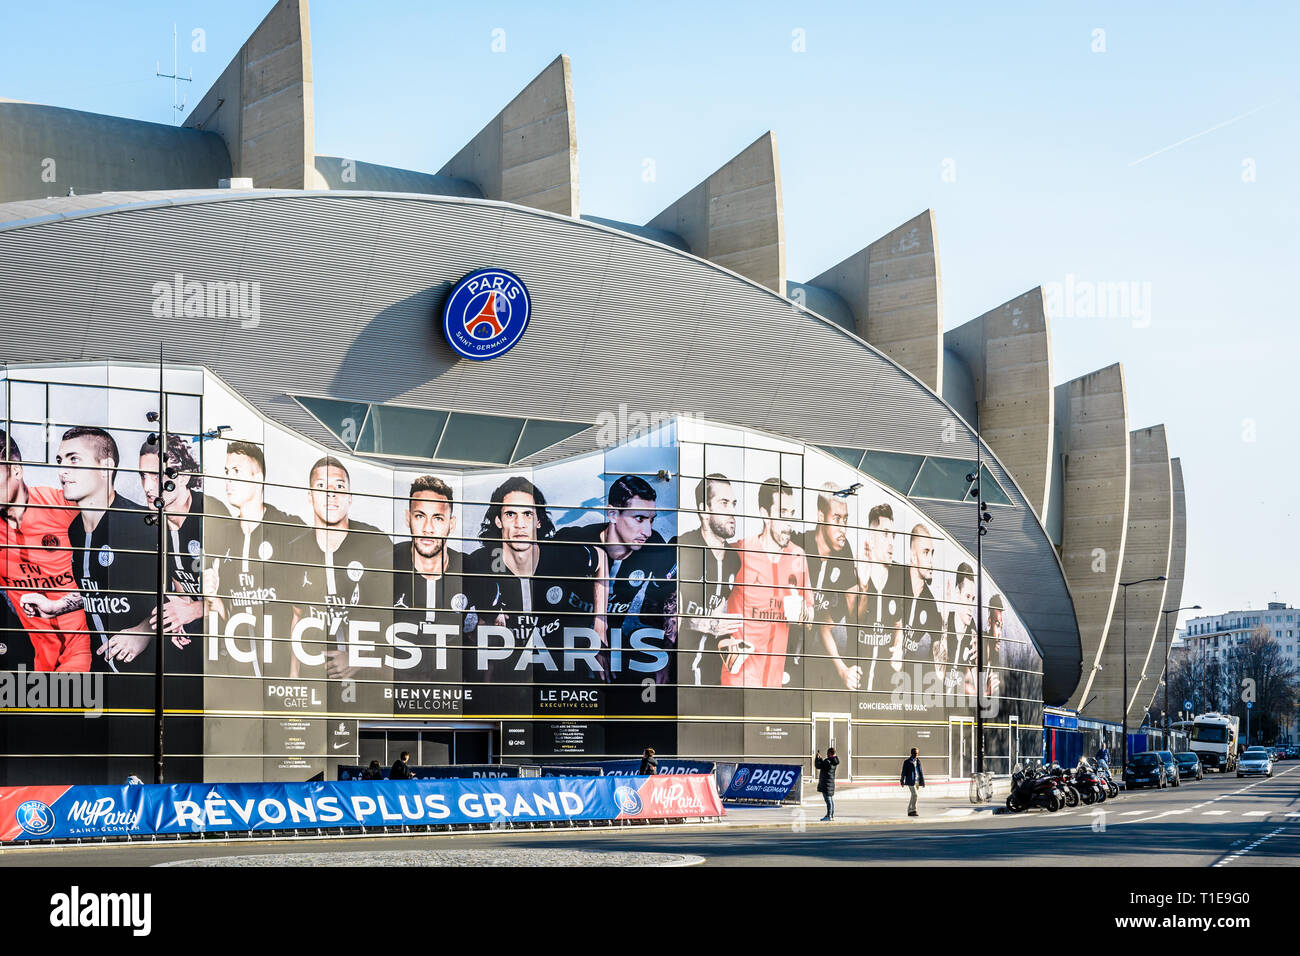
2 0 1296 626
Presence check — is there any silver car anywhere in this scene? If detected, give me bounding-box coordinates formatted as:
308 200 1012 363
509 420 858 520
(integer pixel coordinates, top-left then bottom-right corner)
1237 747 1273 778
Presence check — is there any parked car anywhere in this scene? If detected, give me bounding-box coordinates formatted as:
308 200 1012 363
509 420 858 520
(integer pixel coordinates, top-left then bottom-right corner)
1174 752 1203 781
1155 750 1181 787
1237 747 1274 778
1125 752 1167 789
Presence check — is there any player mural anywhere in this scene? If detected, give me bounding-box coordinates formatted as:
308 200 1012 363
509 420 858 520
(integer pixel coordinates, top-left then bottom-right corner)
1 365 1042 778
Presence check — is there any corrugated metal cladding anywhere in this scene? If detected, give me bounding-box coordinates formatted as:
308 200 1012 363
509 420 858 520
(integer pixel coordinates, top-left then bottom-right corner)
0 190 1081 702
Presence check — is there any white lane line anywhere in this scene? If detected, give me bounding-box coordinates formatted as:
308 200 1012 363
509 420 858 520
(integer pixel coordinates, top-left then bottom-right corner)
1243 811 1269 817
1121 810 1150 816
1214 826 1288 867
1286 813 1300 818
1203 810 1230 816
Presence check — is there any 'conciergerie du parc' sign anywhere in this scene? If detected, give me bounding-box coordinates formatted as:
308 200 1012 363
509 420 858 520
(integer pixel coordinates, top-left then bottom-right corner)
441 268 532 360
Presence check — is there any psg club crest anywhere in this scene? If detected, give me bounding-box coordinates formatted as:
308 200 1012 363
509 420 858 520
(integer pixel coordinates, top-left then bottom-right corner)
441 268 531 361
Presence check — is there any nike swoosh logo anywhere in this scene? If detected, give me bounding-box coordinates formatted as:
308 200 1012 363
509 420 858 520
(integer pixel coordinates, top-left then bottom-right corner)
332 741 351 750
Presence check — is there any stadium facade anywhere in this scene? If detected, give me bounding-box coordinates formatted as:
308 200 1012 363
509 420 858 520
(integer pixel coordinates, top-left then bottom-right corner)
0 0 1186 785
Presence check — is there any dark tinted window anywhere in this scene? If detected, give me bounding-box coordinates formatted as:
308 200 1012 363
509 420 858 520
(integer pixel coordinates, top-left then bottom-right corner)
1132 754 1158 766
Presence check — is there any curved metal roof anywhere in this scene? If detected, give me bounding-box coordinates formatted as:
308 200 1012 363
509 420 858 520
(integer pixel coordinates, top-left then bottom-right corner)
0 188 1082 703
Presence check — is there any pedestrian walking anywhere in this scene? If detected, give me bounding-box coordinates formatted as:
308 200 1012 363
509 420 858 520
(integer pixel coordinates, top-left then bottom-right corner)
900 747 925 816
390 751 412 780
815 747 839 821
639 747 658 775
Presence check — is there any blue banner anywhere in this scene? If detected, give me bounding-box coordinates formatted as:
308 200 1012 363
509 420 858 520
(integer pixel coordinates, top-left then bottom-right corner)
336 765 520 781
586 759 717 777
1 775 724 842
720 763 802 803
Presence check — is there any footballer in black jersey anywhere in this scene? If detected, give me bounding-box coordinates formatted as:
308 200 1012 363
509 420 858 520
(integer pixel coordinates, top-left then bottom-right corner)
798 485 859 690
390 475 467 684
283 457 393 682
205 441 304 678
57 428 159 674
138 434 213 674
673 474 741 687
552 475 675 684
463 476 605 685
854 501 905 692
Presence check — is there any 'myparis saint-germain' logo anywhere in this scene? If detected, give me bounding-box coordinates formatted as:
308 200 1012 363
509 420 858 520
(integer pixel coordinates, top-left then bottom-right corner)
441 268 531 361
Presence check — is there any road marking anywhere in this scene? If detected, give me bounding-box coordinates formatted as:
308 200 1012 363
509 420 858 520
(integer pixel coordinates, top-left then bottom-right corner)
1286 813 1300 818
1121 811 1150 816
1203 810 1230 816
1243 811 1269 817
1214 826 1288 867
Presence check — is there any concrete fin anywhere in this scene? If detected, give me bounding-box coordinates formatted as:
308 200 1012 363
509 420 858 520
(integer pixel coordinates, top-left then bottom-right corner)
1058 362 1130 713
945 287 1055 521
437 55 579 216
807 209 942 392
183 0 315 190
646 131 785 293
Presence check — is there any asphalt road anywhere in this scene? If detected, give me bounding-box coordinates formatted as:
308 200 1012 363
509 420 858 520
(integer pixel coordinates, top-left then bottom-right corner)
3 764 1297 867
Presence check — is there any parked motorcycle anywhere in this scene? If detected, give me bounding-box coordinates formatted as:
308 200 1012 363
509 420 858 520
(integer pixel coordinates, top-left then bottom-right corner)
1005 762 1064 813
1073 757 1107 805
1049 763 1081 808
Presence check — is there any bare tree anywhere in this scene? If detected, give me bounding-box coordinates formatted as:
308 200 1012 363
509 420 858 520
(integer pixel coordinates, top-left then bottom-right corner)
1223 626 1300 745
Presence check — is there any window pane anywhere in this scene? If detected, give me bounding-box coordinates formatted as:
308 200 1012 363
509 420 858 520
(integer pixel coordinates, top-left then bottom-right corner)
818 445 866 469
860 450 924 494
295 396 371 450
436 413 524 464
980 464 1013 506
910 456 975 501
512 419 589 462
371 404 447 459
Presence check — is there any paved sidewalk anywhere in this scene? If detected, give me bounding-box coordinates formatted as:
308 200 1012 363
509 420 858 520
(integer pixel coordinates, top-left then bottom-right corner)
719 788 1006 829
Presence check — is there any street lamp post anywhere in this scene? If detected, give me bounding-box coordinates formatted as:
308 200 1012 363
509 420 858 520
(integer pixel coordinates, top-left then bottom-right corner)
966 438 993 778
1162 604 1202 741
1120 576 1167 780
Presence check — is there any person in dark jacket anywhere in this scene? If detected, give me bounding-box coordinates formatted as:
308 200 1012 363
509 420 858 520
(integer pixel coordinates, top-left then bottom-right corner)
390 751 412 780
639 748 658 775
815 748 839 821
900 748 925 816
361 760 383 780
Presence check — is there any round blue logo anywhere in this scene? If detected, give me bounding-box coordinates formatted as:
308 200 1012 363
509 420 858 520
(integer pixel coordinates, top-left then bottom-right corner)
16 800 56 836
732 767 751 790
614 785 643 815
441 268 531 361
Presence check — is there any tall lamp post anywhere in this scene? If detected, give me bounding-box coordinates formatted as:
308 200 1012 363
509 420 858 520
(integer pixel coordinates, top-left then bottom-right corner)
1120 576 1166 779
966 437 993 776
1162 604 1201 740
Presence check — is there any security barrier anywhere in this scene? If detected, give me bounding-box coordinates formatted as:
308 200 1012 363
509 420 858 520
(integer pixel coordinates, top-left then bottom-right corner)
0 775 723 843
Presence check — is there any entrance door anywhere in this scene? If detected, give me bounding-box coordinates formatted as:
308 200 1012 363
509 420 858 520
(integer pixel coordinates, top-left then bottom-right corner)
812 712 851 775
949 718 975 779
358 724 497 768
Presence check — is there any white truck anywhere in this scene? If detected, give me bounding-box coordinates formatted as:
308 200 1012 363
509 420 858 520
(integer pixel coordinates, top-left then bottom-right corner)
1190 712 1239 772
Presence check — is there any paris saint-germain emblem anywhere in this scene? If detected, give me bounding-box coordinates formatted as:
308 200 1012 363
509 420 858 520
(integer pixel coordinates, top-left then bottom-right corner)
441 268 531 361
